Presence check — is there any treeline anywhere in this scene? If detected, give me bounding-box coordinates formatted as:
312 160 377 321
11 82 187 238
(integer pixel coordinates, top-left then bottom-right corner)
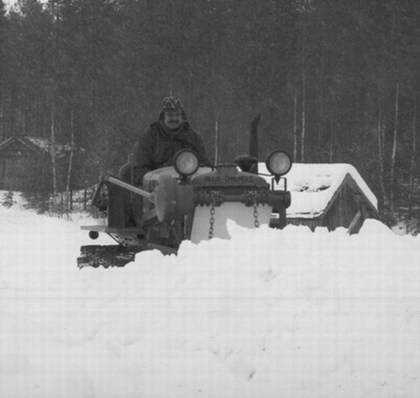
0 0 419 228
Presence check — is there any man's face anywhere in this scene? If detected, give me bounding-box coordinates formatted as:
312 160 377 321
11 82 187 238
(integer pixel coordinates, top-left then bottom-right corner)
163 110 183 130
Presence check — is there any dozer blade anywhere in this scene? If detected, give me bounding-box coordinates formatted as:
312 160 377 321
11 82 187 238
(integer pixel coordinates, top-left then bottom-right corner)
77 245 139 269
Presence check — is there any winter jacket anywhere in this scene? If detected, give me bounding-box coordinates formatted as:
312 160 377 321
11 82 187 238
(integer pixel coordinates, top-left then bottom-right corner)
124 120 210 185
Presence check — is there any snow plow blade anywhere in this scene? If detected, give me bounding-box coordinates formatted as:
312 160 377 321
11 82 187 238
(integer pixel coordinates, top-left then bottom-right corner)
77 245 139 269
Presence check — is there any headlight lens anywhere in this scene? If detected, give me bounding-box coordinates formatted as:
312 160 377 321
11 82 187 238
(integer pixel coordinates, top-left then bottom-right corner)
266 151 292 176
174 150 199 176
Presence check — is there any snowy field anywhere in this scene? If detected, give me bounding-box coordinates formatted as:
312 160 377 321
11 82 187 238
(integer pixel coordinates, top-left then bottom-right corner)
1 196 420 398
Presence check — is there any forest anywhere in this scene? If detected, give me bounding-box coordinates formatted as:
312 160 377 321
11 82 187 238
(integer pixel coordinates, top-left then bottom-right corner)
0 0 419 230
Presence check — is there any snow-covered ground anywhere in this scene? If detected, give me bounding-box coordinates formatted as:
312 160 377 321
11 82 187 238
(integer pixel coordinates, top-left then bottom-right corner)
1 194 420 398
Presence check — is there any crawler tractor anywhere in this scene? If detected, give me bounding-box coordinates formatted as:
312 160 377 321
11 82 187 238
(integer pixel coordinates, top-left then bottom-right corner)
78 118 292 268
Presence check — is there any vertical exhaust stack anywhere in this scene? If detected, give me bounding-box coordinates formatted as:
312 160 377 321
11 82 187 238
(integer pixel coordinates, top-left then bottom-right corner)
249 114 261 174
234 114 261 173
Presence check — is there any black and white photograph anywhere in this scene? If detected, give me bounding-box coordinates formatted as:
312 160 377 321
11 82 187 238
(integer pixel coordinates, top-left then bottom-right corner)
0 0 419 397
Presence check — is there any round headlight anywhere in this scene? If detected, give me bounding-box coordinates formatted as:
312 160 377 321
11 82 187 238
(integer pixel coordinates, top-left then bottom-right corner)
173 149 199 176
265 151 292 176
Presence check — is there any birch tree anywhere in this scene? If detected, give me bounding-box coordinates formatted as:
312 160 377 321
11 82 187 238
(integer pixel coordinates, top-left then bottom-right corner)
293 86 298 161
408 97 417 219
376 106 386 206
389 81 399 213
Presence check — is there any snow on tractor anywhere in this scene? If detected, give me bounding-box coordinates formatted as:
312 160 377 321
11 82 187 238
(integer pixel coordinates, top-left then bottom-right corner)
78 121 292 268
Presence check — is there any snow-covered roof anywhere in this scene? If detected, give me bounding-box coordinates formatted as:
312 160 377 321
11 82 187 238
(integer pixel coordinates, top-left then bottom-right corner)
0 136 72 156
24 136 72 154
259 162 378 218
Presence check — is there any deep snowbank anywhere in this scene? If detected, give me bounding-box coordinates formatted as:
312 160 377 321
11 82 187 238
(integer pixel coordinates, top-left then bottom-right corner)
1 203 420 398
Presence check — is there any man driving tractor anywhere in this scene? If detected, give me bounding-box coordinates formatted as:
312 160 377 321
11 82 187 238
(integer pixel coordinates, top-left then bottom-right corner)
113 96 209 227
120 96 209 186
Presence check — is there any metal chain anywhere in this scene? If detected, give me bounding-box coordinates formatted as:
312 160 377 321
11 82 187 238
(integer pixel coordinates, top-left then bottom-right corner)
253 196 260 228
207 190 260 238
209 203 216 239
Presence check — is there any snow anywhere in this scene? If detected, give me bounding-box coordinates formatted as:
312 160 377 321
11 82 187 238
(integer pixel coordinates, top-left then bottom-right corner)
24 136 72 155
4 0 47 11
259 163 378 218
0 136 71 157
1 194 420 397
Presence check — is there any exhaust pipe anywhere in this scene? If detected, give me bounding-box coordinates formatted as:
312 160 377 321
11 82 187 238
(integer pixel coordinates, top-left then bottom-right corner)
249 114 261 173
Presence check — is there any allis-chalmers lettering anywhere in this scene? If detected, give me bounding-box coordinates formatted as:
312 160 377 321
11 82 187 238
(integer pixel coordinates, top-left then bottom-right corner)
203 175 255 185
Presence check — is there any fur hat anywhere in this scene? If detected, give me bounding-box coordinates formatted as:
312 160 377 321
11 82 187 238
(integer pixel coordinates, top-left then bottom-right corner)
161 96 184 113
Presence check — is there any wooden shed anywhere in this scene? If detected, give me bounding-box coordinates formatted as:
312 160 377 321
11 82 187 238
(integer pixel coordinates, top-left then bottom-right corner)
0 136 69 191
260 163 379 234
